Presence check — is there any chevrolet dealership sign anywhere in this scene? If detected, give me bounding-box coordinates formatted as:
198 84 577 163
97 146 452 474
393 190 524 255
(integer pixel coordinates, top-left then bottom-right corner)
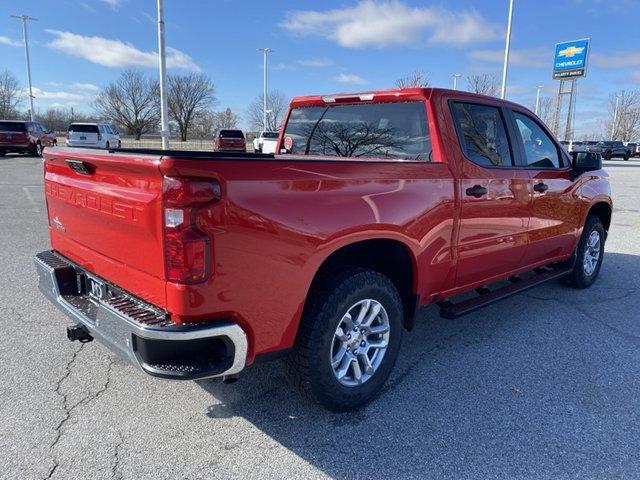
553 39 590 79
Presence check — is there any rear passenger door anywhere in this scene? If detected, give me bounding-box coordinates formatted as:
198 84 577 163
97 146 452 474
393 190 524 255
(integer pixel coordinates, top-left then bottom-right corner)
506 109 578 266
450 101 531 288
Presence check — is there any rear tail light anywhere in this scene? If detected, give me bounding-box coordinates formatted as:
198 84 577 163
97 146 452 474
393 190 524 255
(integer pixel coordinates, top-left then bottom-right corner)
65 132 69 140
97 132 102 141
163 177 221 284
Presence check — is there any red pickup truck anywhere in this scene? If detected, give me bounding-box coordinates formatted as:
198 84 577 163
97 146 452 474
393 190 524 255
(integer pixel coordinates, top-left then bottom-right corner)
35 88 611 411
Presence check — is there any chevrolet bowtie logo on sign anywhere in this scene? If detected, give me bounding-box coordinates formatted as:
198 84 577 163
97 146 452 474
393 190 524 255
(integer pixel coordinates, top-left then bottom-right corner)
553 39 590 79
558 46 585 58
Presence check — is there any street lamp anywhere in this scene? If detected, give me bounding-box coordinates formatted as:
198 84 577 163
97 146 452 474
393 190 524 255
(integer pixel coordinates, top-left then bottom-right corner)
451 74 462 91
258 48 273 132
10 14 37 121
156 0 170 149
500 0 515 99
535 85 544 115
611 92 622 141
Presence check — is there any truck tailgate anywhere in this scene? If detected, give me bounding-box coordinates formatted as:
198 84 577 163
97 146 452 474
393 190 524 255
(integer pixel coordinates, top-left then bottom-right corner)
43 148 167 307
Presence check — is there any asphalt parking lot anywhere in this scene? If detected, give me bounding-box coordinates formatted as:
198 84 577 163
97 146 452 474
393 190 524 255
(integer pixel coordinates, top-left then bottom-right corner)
1 154 639 480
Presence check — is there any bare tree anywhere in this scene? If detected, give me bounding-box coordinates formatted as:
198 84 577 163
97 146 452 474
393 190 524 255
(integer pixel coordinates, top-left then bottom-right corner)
247 90 288 132
606 90 640 142
0 70 22 119
167 73 216 141
395 70 430 88
466 74 499 97
536 96 559 131
39 107 98 133
212 107 239 131
92 69 159 140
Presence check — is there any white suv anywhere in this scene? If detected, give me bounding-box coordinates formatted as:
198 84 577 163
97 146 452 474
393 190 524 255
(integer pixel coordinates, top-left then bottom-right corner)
66 123 121 149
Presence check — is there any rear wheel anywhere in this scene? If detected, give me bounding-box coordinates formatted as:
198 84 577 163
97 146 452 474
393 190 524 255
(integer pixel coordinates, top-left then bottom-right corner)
285 268 403 411
564 215 605 289
624 152 630 161
0 150 5 157
604 151 612 160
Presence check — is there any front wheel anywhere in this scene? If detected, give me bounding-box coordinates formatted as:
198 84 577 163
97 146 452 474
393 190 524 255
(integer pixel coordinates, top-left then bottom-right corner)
564 216 605 289
32 142 42 157
624 152 630 161
285 268 403 411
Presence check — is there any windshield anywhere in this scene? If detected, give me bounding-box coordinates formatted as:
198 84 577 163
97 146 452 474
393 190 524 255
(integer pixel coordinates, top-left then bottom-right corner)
69 124 99 133
283 101 431 160
0 122 27 132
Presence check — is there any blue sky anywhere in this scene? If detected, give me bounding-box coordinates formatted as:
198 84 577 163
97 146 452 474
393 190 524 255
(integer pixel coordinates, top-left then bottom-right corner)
1 0 640 134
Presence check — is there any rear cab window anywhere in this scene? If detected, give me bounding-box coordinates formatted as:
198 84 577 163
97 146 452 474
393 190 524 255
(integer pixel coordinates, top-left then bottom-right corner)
283 101 432 161
451 102 513 167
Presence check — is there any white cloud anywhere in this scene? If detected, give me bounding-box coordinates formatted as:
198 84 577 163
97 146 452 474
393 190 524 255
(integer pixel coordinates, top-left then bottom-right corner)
281 1 499 48
27 87 85 103
332 73 368 85
631 71 640 83
298 58 334 67
468 49 548 68
46 30 201 71
272 63 296 71
101 0 124 8
46 81 100 92
592 52 640 68
0 36 22 47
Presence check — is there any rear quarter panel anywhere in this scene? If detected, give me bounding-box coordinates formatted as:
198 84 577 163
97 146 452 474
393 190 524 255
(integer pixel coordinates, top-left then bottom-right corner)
160 158 456 361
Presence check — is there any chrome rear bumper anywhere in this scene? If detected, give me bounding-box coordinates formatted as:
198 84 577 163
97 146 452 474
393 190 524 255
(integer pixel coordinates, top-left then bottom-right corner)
34 251 248 380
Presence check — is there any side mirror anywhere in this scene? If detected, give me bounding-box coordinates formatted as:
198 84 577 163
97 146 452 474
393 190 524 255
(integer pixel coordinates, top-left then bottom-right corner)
572 151 602 173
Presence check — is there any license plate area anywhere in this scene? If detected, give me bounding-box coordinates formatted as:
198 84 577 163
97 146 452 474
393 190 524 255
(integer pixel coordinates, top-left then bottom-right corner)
80 136 87 140
86 274 109 303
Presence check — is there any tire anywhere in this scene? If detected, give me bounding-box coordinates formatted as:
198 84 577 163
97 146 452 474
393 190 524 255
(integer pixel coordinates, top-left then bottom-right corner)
564 216 605 289
0 150 5 157
31 142 42 157
604 151 612 160
285 268 404 411
624 152 630 161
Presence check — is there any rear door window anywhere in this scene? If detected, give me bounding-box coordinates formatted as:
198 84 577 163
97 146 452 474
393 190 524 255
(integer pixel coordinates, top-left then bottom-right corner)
283 101 431 161
512 112 562 169
69 124 99 133
451 102 513 167
219 130 244 139
0 122 27 132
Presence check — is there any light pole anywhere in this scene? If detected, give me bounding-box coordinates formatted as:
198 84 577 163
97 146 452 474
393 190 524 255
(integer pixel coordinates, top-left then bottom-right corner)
258 48 272 132
535 85 544 115
11 14 37 121
451 74 461 91
500 0 515 100
156 0 170 149
611 92 622 141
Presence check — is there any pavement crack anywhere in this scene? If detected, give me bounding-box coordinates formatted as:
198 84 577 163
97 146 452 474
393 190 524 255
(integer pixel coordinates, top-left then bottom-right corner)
45 342 86 479
111 433 124 480
45 349 116 479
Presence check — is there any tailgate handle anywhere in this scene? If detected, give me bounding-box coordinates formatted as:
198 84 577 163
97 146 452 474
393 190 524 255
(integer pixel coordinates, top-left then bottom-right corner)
66 159 95 175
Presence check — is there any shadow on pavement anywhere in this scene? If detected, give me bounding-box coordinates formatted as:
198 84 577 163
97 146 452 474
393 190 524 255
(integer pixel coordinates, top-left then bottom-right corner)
197 251 640 479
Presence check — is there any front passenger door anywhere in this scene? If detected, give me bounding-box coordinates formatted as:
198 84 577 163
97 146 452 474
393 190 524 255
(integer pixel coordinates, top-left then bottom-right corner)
451 101 532 288
508 110 578 266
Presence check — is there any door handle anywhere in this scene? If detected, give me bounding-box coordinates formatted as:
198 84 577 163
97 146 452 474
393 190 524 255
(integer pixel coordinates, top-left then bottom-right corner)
533 182 549 193
465 185 488 198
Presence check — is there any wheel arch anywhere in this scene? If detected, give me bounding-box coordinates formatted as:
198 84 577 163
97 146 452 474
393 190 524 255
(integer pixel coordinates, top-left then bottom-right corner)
587 201 612 232
303 238 419 330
